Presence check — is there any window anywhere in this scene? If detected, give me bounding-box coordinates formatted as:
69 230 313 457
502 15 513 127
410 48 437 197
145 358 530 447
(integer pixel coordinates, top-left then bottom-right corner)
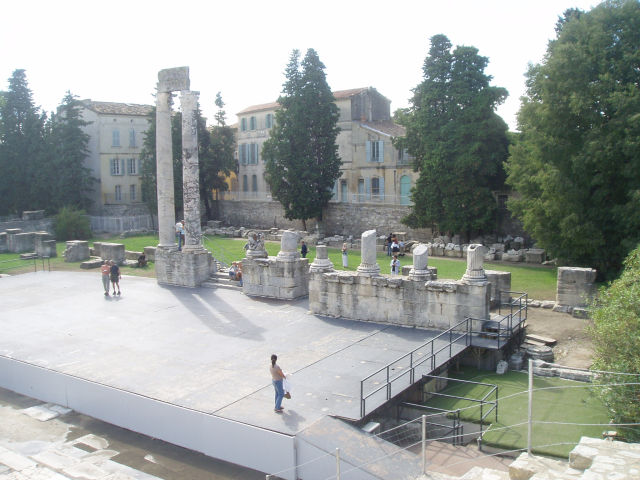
241 118 247 132
115 185 122 201
265 113 273 129
127 158 137 175
251 174 258 192
400 175 411 205
250 116 257 130
242 175 248 192
129 128 136 147
366 140 384 162
398 148 410 165
130 184 136 201
239 144 247 165
371 177 380 197
112 129 120 147
110 158 123 176
250 143 259 164
340 180 348 203
357 178 365 201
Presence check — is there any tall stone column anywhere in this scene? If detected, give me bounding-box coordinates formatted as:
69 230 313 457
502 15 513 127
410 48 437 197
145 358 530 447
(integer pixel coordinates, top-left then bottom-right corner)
180 90 204 252
155 89 176 249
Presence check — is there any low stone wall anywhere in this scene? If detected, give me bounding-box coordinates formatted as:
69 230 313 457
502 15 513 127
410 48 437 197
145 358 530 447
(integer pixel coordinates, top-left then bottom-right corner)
217 200 432 240
90 215 155 234
0 218 53 235
309 272 490 330
242 256 309 299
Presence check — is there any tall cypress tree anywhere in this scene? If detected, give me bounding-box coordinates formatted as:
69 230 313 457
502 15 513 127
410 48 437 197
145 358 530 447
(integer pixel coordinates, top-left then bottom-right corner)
398 35 509 239
263 49 341 232
0 69 47 215
47 92 96 211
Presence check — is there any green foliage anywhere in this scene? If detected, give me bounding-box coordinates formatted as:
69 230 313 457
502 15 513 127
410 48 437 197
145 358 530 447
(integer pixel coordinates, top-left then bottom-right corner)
199 93 235 219
397 35 509 238
0 69 47 215
590 244 640 440
54 206 91 240
46 92 96 211
263 49 341 229
505 1 640 279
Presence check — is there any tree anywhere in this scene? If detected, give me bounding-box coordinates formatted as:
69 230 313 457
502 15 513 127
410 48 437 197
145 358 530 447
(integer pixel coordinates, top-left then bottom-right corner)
397 35 509 239
262 49 341 232
505 1 640 279
589 243 640 440
199 93 235 219
0 69 47 215
46 92 96 211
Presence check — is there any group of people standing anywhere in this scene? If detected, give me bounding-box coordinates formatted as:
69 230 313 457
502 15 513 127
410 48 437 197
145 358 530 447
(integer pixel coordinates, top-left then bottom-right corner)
100 260 121 296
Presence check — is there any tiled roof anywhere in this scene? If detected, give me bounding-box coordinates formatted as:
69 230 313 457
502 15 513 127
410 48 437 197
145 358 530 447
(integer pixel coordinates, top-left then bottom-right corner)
236 88 380 115
81 100 153 116
361 121 406 138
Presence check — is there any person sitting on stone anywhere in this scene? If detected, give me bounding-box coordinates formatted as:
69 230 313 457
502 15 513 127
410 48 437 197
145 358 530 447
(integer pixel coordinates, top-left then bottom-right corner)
137 253 147 268
229 262 238 279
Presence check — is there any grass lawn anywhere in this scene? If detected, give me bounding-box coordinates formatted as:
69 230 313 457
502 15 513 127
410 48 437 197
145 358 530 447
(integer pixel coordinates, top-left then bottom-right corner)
423 367 611 458
1 234 558 299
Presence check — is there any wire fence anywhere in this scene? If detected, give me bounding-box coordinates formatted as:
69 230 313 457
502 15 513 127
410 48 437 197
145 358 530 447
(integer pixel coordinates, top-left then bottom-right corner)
0 255 50 274
263 361 640 480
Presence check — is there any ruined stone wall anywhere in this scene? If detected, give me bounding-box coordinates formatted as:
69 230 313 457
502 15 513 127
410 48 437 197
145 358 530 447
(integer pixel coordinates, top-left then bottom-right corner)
242 256 309 300
0 218 53 234
309 272 490 330
217 200 432 240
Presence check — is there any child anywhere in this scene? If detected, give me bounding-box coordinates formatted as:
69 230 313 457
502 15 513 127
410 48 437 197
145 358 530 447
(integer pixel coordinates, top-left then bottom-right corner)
390 255 400 275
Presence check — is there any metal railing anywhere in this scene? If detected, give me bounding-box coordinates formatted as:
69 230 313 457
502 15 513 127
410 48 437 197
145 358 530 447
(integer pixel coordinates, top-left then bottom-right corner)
396 403 465 446
0 254 50 274
421 374 498 448
469 291 528 349
359 317 472 417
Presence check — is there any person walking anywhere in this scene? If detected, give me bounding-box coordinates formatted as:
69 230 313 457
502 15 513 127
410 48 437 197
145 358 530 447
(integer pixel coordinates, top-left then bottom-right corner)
341 243 348 268
300 241 308 258
270 354 286 413
101 260 111 296
109 260 121 296
175 220 184 251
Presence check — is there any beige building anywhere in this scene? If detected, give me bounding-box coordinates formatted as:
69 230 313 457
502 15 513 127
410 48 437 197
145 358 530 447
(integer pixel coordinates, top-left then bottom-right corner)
231 87 416 206
79 100 153 213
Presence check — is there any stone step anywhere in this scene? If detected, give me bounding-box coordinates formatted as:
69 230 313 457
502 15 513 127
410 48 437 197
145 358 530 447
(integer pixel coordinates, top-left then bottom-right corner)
509 452 580 480
201 278 243 291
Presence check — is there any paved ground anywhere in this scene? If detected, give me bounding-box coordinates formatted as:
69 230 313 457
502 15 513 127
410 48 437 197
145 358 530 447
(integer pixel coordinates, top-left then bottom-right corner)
0 386 264 479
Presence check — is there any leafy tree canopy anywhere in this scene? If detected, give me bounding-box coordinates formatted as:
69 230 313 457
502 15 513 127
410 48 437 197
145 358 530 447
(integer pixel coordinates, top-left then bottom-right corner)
590 243 640 440
262 48 341 231
506 0 640 279
398 34 509 238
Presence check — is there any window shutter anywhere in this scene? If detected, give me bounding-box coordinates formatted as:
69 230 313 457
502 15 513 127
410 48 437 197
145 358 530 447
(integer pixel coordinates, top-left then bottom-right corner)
378 141 384 162
379 176 385 200
332 181 338 199
365 177 371 200
256 143 260 163
120 159 125 176
366 141 371 162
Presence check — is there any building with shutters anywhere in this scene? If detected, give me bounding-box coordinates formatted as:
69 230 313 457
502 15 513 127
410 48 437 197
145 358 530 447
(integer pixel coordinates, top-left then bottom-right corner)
79 100 153 213
231 87 417 207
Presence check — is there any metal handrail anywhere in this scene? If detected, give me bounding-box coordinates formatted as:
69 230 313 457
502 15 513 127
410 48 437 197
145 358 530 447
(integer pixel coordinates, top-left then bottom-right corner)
360 317 471 417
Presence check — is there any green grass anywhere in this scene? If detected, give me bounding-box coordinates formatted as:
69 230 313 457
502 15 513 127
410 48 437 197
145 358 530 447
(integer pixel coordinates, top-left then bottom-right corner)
1 234 558 299
424 367 611 458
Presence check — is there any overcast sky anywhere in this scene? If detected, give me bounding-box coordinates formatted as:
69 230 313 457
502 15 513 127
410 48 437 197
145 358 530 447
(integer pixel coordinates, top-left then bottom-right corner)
2 0 598 131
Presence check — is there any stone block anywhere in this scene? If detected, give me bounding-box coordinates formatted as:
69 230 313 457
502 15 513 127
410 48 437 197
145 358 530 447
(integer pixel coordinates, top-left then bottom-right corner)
569 444 598 470
525 248 546 264
0 232 6 253
144 246 156 261
9 232 35 253
22 210 45 220
125 250 142 261
39 240 57 258
64 241 90 262
80 258 103 269
485 270 511 308
98 242 125 264
572 307 589 319
556 266 597 308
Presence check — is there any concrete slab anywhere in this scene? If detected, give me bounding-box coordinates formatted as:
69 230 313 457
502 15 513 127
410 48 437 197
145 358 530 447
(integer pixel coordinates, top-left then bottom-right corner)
0 271 457 435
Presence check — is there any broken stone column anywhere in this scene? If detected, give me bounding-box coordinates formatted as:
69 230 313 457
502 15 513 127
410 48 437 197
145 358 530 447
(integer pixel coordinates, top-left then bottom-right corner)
409 243 431 281
276 230 300 262
462 244 488 283
245 232 268 259
310 244 334 273
357 229 380 276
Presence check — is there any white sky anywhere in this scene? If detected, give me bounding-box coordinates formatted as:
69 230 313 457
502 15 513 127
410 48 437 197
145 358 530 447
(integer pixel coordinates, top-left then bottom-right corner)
2 0 598 131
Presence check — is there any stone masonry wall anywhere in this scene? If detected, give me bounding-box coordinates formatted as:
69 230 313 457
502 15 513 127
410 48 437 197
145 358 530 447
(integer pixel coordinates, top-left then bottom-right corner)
217 200 432 240
309 271 490 330
242 256 310 300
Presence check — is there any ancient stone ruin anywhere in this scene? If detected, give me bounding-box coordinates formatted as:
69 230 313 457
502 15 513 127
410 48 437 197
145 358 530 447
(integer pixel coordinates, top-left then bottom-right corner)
242 230 309 299
153 67 214 288
309 232 492 330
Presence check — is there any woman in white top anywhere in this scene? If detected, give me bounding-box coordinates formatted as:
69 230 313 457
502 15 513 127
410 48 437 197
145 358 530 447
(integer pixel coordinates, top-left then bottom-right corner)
341 243 348 268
